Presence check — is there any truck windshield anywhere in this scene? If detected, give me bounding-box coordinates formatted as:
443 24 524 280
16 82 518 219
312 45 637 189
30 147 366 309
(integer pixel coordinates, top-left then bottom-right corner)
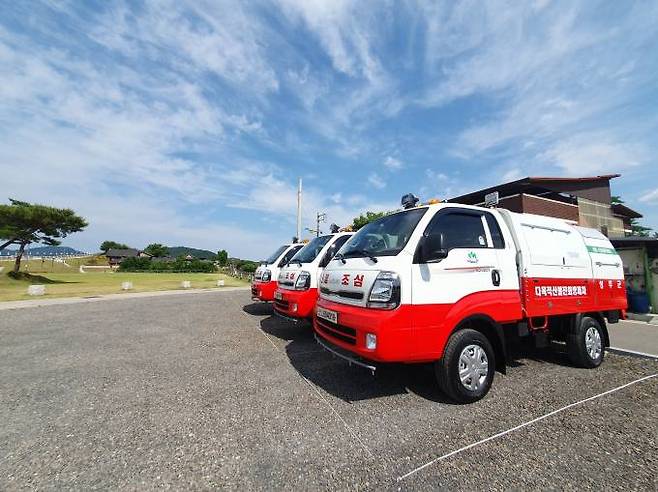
289 235 332 264
339 208 427 258
263 245 288 265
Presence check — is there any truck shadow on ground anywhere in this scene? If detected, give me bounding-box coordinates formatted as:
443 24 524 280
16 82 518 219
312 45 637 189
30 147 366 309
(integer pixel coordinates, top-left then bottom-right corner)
505 336 575 368
259 314 456 404
242 302 274 316
260 315 585 404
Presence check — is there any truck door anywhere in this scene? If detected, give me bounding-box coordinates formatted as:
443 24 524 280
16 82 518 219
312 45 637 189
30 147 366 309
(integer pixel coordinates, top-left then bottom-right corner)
411 208 516 356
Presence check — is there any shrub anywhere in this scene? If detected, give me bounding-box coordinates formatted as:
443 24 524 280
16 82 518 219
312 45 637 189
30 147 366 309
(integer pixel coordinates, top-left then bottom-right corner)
118 257 151 271
239 260 258 273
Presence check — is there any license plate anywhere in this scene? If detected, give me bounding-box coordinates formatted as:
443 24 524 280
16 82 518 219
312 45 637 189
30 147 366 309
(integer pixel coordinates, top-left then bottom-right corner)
274 291 283 300
317 307 338 324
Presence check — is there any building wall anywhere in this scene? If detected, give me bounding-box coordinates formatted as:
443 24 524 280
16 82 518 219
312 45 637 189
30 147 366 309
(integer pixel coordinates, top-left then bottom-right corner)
497 194 524 213
578 197 625 236
520 194 580 222
539 179 612 204
496 193 579 222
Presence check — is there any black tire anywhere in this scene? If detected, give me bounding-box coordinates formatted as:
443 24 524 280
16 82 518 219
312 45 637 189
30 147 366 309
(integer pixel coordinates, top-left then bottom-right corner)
567 316 605 368
435 329 495 404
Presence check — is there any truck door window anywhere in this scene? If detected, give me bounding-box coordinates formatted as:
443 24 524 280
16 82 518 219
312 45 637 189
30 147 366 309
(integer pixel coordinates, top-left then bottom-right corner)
484 213 505 248
426 211 489 252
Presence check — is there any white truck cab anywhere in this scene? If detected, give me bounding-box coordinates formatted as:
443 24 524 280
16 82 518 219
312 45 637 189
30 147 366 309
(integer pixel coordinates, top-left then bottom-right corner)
273 232 353 320
315 198 626 403
251 243 304 302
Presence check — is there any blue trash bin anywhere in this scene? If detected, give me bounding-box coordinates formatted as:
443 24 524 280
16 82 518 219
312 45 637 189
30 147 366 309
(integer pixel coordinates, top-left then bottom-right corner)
627 290 650 314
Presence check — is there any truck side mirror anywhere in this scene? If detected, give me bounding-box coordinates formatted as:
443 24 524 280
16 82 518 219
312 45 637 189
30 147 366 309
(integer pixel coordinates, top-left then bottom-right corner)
419 233 448 263
319 247 333 268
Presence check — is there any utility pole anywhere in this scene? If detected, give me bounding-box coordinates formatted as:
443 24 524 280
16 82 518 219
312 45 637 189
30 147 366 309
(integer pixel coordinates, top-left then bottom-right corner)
316 212 326 237
296 178 302 242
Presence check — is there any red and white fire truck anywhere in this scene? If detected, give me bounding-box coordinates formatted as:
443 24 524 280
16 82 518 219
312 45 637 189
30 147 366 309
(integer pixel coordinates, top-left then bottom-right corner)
252 243 304 302
314 196 626 403
274 232 353 321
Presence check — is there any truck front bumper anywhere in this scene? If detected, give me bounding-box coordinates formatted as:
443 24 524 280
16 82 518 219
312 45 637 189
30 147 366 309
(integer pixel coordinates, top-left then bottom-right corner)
313 297 414 362
273 288 317 320
251 280 277 302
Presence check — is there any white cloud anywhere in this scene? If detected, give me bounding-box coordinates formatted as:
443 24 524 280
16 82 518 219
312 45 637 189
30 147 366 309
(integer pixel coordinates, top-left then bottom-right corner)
383 156 403 170
415 0 658 184
501 168 523 182
91 0 280 95
639 189 658 205
368 173 386 189
541 137 645 176
276 0 384 82
329 192 343 203
425 169 448 182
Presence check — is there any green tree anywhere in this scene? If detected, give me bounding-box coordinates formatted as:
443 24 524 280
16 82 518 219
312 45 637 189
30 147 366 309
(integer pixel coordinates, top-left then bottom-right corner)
100 240 130 253
611 196 654 236
351 211 388 231
0 198 88 274
630 220 653 237
217 249 228 266
144 243 169 257
239 260 258 273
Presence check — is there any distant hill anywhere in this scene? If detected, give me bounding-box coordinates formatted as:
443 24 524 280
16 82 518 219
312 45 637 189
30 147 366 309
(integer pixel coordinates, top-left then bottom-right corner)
0 246 86 257
167 246 217 259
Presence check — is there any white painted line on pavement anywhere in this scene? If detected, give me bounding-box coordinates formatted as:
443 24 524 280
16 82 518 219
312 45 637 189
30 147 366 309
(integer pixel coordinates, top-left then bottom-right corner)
609 347 658 360
620 319 658 326
397 372 658 481
301 375 374 459
251 305 373 458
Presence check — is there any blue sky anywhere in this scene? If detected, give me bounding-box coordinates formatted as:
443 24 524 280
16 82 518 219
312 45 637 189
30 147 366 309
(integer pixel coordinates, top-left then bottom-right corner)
1 1 657 259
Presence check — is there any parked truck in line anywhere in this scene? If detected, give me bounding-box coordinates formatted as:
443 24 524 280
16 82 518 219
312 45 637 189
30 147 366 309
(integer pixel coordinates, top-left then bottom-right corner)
314 196 626 403
251 243 304 302
274 232 353 321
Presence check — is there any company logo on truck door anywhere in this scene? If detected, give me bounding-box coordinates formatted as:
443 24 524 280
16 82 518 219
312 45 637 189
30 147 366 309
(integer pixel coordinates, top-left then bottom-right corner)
466 251 478 263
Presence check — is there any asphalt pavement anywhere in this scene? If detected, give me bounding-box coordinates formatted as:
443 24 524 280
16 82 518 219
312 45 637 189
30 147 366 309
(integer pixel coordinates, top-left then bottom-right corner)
609 319 658 356
1 290 656 490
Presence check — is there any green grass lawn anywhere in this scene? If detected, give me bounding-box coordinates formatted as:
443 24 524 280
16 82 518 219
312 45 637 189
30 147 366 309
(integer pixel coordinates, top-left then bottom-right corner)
0 270 248 302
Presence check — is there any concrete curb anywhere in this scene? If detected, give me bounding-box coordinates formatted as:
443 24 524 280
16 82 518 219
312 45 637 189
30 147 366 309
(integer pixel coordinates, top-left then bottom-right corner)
0 286 250 311
609 347 658 360
626 312 658 325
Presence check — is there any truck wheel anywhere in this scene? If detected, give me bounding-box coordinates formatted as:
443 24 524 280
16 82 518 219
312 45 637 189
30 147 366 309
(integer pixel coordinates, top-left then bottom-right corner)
436 329 495 404
567 316 604 368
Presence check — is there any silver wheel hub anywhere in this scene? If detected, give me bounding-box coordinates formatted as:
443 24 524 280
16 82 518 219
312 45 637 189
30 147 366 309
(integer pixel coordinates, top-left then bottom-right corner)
458 344 489 391
585 326 602 360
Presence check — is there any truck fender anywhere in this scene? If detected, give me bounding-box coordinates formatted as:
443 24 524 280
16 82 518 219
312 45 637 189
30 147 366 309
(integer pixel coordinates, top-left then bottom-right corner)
571 312 610 348
450 314 507 374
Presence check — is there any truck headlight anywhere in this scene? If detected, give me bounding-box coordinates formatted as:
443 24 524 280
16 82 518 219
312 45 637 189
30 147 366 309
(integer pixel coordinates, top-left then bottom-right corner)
261 269 272 282
295 271 311 290
367 271 400 309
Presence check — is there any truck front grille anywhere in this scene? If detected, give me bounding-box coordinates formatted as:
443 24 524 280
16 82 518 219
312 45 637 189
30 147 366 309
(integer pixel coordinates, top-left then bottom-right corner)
319 287 364 300
316 318 357 345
